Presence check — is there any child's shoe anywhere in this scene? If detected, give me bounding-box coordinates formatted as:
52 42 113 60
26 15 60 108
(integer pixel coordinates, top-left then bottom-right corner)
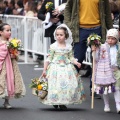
116 104 120 114
59 105 67 110
3 103 12 109
104 105 110 112
53 105 58 109
117 109 120 114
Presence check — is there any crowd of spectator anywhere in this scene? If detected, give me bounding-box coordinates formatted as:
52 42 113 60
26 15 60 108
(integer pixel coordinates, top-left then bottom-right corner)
109 0 120 25
0 0 44 17
0 0 119 19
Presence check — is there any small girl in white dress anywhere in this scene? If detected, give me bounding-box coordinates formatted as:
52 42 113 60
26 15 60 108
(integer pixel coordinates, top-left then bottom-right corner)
40 24 85 110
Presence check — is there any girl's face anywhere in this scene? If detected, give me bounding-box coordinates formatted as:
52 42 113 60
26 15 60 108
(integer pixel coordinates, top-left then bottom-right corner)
106 36 117 46
55 29 66 43
0 25 11 40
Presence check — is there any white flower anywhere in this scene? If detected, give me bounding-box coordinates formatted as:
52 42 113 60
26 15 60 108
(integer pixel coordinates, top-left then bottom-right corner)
91 37 95 40
40 79 44 82
44 83 47 86
43 86 47 90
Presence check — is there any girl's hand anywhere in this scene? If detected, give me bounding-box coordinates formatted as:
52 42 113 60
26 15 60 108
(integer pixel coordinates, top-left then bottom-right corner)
42 70 47 77
75 62 81 68
52 8 59 15
10 54 16 59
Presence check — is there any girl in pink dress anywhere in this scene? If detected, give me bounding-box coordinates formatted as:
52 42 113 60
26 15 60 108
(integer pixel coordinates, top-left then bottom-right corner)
0 23 26 109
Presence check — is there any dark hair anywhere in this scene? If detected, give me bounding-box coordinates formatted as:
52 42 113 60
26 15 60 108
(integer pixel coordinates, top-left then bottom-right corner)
0 23 10 37
4 1 8 6
0 23 10 31
109 1 119 13
28 1 37 13
10 0 15 7
56 27 69 39
17 0 24 8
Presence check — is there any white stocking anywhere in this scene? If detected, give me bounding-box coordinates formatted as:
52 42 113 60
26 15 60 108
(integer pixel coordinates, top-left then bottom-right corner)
114 87 120 109
103 94 109 107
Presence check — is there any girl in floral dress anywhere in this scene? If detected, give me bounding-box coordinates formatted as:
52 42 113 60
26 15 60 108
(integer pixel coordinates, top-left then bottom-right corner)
41 24 85 110
93 29 120 113
0 23 26 109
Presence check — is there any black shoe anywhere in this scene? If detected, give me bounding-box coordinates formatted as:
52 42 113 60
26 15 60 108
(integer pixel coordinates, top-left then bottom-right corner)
53 105 58 109
59 105 67 110
90 93 101 99
117 110 120 114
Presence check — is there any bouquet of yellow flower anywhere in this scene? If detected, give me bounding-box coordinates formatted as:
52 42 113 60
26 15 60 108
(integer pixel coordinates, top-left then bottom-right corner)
29 77 48 99
45 2 54 11
87 33 101 47
7 38 22 57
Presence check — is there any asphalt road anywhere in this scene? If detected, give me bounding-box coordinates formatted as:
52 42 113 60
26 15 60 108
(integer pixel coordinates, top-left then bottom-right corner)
0 64 119 120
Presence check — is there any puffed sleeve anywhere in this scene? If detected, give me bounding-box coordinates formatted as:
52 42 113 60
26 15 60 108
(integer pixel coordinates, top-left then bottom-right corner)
46 45 55 63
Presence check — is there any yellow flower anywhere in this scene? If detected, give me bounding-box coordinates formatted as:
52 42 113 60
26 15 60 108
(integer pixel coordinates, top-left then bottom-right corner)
37 84 43 90
45 2 53 10
11 39 18 47
46 6 48 9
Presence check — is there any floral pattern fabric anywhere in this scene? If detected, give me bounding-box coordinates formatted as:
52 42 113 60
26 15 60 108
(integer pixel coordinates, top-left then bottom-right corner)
39 43 85 105
0 59 26 98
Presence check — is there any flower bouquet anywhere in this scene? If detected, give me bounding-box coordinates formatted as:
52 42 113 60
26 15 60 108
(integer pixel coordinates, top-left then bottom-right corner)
29 77 48 99
7 38 22 58
45 2 54 11
87 33 101 47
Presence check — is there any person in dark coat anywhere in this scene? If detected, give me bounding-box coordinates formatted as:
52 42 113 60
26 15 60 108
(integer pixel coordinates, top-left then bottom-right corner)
3 1 13 15
37 0 67 44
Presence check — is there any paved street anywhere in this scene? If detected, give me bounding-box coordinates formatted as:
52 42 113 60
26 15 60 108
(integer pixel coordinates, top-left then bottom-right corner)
0 64 120 120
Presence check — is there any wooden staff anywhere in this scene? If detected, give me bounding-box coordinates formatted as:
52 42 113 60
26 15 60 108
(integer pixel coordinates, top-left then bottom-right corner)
91 46 96 109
